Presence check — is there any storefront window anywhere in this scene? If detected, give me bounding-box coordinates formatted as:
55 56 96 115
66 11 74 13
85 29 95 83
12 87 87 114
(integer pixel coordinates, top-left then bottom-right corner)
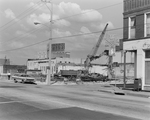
145 61 150 85
145 50 150 58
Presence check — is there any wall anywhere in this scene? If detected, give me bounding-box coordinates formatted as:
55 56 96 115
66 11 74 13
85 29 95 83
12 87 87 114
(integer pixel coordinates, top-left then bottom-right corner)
57 65 84 73
124 0 150 13
90 65 107 75
123 0 150 41
124 38 150 50
56 58 84 64
124 38 150 90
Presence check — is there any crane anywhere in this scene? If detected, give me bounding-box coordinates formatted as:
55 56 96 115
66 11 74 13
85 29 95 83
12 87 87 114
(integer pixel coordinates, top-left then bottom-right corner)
84 23 109 71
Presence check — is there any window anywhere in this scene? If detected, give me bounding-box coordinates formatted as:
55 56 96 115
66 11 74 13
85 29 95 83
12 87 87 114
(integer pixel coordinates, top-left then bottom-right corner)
146 13 150 37
129 17 136 39
145 50 150 58
145 61 150 85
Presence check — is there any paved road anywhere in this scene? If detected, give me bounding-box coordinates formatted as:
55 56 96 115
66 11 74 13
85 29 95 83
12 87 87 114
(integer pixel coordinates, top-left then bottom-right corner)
0 80 149 120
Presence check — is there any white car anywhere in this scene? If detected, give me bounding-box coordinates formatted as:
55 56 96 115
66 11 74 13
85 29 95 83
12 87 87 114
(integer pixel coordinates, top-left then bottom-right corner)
12 74 35 83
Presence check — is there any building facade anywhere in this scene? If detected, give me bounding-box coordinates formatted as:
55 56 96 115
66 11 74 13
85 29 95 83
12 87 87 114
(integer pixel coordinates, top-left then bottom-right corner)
27 58 85 76
0 58 26 76
123 0 150 90
27 58 108 76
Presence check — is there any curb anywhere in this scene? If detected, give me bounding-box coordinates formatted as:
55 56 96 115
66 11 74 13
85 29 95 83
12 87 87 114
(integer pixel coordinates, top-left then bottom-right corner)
98 89 150 98
125 92 150 98
98 90 114 94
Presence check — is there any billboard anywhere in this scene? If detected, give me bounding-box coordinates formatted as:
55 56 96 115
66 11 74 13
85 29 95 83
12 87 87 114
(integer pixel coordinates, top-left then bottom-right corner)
51 43 65 52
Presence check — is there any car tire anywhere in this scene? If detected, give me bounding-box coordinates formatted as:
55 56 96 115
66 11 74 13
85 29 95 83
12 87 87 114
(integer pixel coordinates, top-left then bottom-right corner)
22 80 24 83
14 79 17 83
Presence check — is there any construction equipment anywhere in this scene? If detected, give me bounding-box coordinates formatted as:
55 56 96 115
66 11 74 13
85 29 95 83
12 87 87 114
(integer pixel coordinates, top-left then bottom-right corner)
84 23 109 71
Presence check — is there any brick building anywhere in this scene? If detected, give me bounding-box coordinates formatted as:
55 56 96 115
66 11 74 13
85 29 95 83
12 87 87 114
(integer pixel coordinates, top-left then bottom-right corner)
123 0 150 90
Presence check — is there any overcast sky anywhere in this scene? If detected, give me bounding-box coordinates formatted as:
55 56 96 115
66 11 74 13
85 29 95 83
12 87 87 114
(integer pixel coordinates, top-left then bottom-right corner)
0 0 126 65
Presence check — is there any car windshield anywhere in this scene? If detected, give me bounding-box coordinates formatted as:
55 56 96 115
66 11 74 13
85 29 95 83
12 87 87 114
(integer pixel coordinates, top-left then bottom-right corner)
14 74 20 76
21 74 30 77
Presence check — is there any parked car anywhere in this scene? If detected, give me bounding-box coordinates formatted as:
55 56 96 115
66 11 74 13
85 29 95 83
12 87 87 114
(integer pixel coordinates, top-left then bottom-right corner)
12 73 35 83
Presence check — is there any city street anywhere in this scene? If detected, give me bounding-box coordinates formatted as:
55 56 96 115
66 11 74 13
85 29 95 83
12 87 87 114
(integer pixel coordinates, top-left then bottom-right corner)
0 80 150 120
1 0 150 119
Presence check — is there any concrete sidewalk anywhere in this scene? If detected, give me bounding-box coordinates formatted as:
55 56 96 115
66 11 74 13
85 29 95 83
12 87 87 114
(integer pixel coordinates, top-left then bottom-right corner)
36 80 150 98
98 84 150 98
1 79 150 98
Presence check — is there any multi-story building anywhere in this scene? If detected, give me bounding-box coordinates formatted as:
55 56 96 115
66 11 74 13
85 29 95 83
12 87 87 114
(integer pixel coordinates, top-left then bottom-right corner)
123 0 150 90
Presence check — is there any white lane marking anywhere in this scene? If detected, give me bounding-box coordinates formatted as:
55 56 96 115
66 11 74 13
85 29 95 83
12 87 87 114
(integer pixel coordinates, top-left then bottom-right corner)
0 101 21 104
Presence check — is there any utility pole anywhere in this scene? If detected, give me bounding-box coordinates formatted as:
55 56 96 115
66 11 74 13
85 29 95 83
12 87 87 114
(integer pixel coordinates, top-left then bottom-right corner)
41 0 53 85
108 55 113 79
123 51 127 88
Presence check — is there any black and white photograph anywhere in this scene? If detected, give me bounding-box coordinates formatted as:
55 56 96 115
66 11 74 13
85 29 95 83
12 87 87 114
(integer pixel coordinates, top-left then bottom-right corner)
0 0 150 120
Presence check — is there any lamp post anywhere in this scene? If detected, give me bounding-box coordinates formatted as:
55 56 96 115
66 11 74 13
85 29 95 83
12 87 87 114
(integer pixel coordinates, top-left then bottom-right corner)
34 0 53 85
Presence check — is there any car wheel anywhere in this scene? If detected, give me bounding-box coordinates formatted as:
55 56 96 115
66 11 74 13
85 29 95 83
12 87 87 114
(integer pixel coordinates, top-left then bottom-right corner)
14 79 17 83
22 80 24 83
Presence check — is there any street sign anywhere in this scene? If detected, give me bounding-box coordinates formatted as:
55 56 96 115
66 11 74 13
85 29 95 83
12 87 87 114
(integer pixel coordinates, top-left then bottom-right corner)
51 43 65 52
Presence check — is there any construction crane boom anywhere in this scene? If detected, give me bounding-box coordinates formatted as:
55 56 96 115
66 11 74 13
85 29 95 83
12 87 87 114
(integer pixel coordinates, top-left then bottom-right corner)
84 23 108 70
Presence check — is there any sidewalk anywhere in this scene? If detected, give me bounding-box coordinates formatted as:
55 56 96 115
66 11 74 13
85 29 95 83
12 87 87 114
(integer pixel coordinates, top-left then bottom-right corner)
36 80 150 98
1 78 150 98
98 84 150 98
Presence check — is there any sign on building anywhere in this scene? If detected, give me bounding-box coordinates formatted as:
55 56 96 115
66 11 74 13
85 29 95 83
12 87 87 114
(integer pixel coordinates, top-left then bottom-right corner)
51 43 65 52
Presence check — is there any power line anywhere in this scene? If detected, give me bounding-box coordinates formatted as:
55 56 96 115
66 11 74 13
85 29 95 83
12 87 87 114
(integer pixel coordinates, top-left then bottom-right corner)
0 26 123 53
52 2 123 22
0 25 45 45
0 2 44 32
0 2 122 32
1 21 149 46
66 26 115 47
2 23 148 53
0 1 123 47
0 39 49 53
0 1 41 29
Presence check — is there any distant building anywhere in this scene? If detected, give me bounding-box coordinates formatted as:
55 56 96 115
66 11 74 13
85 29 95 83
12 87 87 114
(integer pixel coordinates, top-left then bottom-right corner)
0 58 10 66
123 0 150 90
27 58 108 76
0 58 27 76
27 58 85 76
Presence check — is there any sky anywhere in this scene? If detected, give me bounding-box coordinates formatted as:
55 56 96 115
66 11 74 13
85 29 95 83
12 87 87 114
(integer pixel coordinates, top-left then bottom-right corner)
0 0 128 65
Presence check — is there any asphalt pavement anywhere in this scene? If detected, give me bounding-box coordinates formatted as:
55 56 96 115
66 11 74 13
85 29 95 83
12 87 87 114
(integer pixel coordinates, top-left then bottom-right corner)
0 79 150 120
0 97 140 120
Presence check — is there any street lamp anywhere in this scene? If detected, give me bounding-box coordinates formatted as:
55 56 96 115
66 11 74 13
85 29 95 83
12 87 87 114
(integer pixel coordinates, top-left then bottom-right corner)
34 0 53 85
